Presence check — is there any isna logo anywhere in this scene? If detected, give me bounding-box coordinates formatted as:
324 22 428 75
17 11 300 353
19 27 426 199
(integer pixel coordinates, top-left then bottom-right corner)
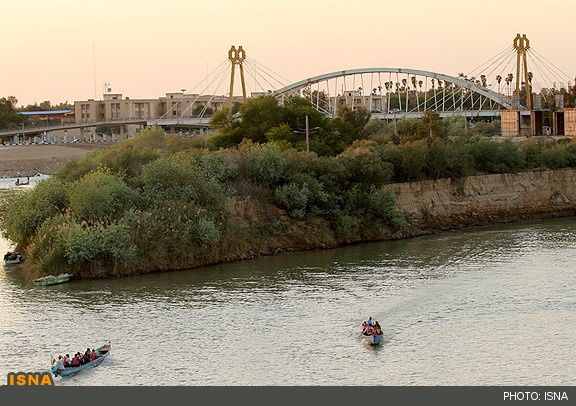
6 372 54 386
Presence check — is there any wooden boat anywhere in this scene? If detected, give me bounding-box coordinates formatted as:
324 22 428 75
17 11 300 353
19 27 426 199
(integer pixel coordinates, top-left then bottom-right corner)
52 343 111 377
33 273 73 286
3 252 23 265
362 333 383 345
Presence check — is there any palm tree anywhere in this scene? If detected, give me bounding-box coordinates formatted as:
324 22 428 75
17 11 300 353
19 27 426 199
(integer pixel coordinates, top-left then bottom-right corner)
418 80 424 111
431 78 438 110
402 78 408 111
495 75 502 102
505 73 513 96
437 79 445 111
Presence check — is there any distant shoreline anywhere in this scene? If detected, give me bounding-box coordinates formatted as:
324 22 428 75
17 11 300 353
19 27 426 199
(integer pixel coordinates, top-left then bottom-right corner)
0 144 109 178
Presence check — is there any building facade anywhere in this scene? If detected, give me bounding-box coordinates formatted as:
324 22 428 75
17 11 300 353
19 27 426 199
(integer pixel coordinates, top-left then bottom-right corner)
74 92 247 124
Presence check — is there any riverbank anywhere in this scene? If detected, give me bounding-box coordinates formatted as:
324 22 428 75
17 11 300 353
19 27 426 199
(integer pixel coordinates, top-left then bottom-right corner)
229 168 576 257
5 130 576 280
388 168 576 237
7 168 576 280
0 144 109 178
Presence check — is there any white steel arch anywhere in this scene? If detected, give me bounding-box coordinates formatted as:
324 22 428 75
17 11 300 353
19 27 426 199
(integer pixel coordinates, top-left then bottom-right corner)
271 68 513 110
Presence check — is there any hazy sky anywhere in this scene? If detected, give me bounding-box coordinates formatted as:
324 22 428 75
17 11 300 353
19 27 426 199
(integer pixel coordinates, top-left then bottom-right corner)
1 0 574 106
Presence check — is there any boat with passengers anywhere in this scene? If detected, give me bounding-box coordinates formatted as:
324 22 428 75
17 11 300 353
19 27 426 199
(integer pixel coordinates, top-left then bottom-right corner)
361 317 384 345
3 252 23 265
51 342 111 377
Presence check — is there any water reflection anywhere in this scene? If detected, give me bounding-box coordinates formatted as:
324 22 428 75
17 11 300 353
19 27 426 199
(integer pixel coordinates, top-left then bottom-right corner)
1 218 575 385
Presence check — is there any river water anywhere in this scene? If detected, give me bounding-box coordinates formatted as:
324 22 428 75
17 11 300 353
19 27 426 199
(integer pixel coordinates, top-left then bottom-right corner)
0 218 574 386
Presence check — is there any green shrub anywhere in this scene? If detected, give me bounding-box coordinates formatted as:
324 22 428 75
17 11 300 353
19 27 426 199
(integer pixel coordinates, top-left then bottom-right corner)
68 170 139 222
246 144 286 186
2 178 69 245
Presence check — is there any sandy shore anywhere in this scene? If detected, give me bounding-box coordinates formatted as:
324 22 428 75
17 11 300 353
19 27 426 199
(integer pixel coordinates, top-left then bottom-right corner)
0 143 110 178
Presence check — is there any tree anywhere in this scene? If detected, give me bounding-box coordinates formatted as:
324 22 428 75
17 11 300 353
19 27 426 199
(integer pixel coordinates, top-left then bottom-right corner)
237 96 284 143
337 106 371 141
0 97 27 129
210 108 235 129
192 104 214 117
39 101 52 110
415 111 446 142
302 89 330 112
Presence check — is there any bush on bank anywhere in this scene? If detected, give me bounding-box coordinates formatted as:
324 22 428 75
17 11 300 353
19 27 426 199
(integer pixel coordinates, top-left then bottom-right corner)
3 116 576 279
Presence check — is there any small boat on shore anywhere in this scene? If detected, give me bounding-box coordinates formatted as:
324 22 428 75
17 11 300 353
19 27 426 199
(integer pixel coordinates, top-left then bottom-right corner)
3 252 23 265
52 343 112 377
33 273 72 286
15 177 30 186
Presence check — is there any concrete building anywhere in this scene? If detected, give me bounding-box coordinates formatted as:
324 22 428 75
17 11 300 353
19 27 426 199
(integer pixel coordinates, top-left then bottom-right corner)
74 92 248 124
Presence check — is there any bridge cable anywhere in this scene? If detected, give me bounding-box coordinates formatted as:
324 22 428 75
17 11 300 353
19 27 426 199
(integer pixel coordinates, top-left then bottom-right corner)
467 46 515 77
246 57 292 85
195 67 231 120
530 48 573 83
245 57 290 88
528 49 573 88
154 58 229 124
242 61 270 94
244 60 284 92
175 61 231 121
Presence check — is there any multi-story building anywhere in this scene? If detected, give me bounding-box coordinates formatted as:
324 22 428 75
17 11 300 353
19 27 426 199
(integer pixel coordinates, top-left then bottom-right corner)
74 92 248 124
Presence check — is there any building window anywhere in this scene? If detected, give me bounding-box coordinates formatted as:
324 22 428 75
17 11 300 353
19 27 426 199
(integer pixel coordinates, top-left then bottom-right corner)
135 103 144 118
111 103 120 119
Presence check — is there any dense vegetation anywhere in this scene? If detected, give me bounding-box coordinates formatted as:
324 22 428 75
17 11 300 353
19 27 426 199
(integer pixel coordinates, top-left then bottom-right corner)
0 128 407 278
3 96 576 279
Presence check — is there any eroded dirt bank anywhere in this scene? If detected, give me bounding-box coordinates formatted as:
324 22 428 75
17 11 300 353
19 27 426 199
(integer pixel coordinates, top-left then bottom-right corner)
227 168 576 260
386 168 576 237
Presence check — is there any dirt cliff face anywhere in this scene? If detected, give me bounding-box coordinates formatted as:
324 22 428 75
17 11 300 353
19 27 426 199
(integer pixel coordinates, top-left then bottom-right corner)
387 169 576 237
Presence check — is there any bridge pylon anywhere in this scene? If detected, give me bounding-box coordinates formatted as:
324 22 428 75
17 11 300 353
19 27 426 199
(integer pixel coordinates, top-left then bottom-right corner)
228 45 247 109
513 33 532 110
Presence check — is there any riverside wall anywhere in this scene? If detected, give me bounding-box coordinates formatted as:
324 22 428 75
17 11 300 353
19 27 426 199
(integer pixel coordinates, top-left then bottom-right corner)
386 168 576 237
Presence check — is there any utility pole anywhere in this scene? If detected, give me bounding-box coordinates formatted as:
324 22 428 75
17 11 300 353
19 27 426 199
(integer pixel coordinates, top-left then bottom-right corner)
228 45 247 109
293 115 318 151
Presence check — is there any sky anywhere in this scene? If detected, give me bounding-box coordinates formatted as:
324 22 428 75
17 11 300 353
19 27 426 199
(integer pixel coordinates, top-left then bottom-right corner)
0 0 574 106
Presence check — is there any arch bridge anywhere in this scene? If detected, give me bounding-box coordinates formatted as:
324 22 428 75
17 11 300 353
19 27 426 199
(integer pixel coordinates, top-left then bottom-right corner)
271 68 515 119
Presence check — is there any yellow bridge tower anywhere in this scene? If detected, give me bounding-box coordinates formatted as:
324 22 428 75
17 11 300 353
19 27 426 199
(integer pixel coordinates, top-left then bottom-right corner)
228 45 247 109
513 34 532 110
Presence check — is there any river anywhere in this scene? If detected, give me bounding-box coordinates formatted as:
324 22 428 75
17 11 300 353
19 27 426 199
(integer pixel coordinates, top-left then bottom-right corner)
0 218 574 385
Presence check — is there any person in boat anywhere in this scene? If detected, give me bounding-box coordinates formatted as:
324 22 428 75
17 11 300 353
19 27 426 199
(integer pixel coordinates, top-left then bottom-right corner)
363 323 374 336
56 355 66 371
71 354 80 368
90 349 97 361
373 321 383 336
79 352 86 365
366 316 373 326
64 354 71 367
84 348 92 363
